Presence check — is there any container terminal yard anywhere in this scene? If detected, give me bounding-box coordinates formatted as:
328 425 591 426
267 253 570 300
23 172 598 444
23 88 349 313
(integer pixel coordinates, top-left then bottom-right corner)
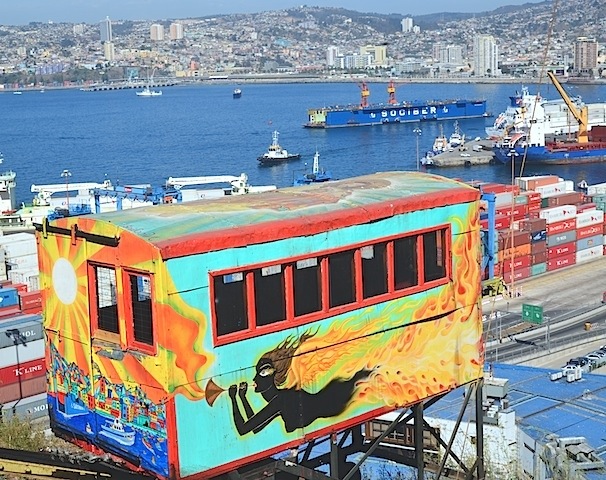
1 172 606 479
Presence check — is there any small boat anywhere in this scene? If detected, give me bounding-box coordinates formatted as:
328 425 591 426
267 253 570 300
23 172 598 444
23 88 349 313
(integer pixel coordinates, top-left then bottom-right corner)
421 151 435 167
99 418 136 446
432 125 448 154
136 86 162 97
448 121 465 148
13 91 22 95
293 150 332 186
257 131 301 165
233 88 242 99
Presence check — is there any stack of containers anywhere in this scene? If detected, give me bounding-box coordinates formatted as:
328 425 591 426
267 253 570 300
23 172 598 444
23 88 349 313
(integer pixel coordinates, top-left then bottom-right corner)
0 313 47 421
479 174 606 282
0 232 42 314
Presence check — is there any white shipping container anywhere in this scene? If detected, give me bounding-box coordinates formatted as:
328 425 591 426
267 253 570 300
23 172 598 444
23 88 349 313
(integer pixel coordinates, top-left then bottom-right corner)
576 209 605 228
586 182 606 196
0 232 36 246
0 339 45 368
7 268 39 292
2 240 37 259
534 180 574 198
6 252 38 269
539 205 578 224
576 245 604 263
494 191 514 207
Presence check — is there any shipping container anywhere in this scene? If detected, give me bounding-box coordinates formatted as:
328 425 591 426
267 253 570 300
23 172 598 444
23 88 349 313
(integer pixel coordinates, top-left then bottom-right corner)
531 241 547 255
576 245 604 264
0 287 19 308
546 191 584 207
0 357 46 386
497 230 531 250
519 217 547 232
577 224 603 240
0 338 45 368
546 230 577 248
547 242 577 258
515 175 560 191
530 262 547 276
501 255 532 273
0 317 43 349
503 266 531 283
539 205 577 224
576 234 603 251
535 180 574 198
547 252 576 271
0 376 47 404
546 218 576 235
576 209 604 228
1 392 49 422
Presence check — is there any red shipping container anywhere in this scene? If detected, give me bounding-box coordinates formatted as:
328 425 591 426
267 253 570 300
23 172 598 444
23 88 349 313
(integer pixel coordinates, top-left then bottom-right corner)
480 214 511 231
501 243 532 260
547 242 576 258
577 202 597 213
547 253 576 271
546 218 576 235
495 204 529 219
11 283 28 295
498 230 531 250
503 266 531 283
531 241 546 255
502 255 532 273
0 358 46 385
481 183 520 195
531 251 548 264
519 217 547 232
0 376 47 404
0 305 22 319
577 224 603 240
18 291 42 312
546 192 584 207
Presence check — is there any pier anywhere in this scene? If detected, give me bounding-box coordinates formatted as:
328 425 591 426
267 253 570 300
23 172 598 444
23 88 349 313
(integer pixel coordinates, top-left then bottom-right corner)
80 80 178 92
426 139 495 167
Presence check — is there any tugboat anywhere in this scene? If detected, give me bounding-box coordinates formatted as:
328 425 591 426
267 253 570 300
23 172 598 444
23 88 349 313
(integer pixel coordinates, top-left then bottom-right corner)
293 150 332 186
257 131 301 165
233 88 242 99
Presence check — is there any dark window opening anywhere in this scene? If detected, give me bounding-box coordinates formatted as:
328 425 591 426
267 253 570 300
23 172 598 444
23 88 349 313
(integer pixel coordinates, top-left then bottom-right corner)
329 250 355 307
129 273 154 345
394 236 418 290
214 272 248 336
361 243 388 299
254 265 286 326
95 266 119 334
423 229 447 282
293 258 321 317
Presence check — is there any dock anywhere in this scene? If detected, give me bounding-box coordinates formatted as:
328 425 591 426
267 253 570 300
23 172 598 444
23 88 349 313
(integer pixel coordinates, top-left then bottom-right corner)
426 139 495 167
80 80 178 92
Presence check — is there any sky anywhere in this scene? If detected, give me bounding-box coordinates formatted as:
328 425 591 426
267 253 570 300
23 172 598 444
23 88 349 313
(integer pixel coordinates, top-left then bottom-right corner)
3 0 545 25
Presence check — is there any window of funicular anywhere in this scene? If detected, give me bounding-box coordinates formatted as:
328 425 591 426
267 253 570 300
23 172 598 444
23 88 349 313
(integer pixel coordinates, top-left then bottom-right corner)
211 226 450 342
93 265 119 334
128 273 154 346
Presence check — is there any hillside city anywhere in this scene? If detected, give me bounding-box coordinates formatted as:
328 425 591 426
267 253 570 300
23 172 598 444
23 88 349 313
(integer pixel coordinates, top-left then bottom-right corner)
0 0 605 88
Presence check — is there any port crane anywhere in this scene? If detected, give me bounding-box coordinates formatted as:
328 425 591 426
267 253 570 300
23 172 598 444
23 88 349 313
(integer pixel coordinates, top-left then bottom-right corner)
387 79 398 104
30 180 112 207
165 173 265 195
358 81 370 108
546 71 589 143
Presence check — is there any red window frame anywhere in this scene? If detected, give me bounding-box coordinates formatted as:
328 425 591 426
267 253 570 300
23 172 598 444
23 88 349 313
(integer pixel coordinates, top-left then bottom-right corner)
211 225 451 346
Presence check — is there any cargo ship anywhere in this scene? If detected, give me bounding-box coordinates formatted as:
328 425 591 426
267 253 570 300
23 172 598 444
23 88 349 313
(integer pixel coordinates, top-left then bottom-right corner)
493 72 606 164
304 80 488 128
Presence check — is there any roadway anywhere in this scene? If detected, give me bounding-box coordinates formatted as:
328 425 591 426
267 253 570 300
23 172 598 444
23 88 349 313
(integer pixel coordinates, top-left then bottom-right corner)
482 255 606 371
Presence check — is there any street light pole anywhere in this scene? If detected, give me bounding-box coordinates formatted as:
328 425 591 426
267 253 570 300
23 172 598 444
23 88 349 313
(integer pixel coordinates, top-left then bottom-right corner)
61 169 72 212
413 127 422 171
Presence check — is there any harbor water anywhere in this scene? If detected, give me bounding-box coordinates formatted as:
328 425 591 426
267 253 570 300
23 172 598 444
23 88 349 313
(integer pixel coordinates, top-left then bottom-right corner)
3 81 606 205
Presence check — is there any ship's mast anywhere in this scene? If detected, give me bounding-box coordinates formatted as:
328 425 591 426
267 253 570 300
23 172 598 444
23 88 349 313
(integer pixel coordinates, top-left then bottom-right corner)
359 81 370 108
387 79 397 104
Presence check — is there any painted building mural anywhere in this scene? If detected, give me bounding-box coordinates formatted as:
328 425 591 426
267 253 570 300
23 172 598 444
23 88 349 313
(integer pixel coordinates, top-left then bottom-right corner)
38 172 484 479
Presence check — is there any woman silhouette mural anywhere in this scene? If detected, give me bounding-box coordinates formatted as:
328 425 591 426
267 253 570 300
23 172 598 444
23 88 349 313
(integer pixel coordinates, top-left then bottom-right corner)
228 330 372 435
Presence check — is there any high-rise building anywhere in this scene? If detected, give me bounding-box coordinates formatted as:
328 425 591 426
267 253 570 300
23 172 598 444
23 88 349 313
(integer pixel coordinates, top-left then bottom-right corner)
73 24 85 35
473 34 498 77
574 37 598 75
169 23 184 40
359 45 387 67
103 41 115 61
100 16 112 43
150 24 165 41
433 44 463 64
401 17 413 33
326 46 339 67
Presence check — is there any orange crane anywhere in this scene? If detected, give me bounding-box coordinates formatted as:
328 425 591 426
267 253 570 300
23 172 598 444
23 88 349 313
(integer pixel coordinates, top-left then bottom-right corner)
358 81 370 108
547 71 589 143
387 79 398 104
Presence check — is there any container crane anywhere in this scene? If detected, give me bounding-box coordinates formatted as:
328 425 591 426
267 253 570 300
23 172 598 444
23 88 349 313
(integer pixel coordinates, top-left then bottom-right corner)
387 79 398 105
358 81 370 108
546 71 589 143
